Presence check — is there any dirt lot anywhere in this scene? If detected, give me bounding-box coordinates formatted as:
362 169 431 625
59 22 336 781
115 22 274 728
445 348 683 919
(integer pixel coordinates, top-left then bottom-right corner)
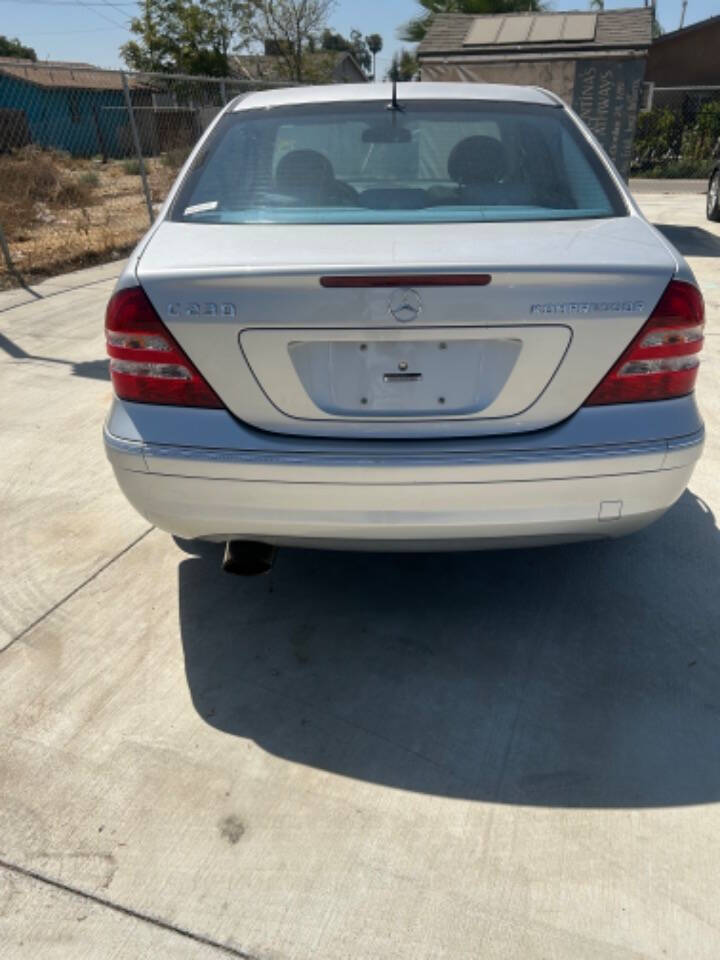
0 148 181 289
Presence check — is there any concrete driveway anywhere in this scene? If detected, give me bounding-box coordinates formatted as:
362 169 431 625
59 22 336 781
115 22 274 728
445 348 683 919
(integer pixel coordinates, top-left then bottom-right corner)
1 194 719 960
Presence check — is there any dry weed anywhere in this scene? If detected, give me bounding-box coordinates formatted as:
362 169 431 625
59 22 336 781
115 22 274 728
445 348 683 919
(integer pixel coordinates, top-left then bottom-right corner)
0 148 180 289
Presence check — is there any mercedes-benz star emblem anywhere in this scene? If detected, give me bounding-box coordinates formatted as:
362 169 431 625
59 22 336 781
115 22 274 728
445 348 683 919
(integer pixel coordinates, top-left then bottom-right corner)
389 288 422 323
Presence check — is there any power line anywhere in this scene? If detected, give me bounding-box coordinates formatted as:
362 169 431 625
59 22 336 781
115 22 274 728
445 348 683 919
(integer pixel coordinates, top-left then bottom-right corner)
28 26 122 34
96 0 138 15
0 0 137 5
75 0 130 28
0 0 135 31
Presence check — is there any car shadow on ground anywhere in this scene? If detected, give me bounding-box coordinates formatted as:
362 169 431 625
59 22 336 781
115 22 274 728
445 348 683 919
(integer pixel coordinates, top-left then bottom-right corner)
178 490 720 808
653 224 720 257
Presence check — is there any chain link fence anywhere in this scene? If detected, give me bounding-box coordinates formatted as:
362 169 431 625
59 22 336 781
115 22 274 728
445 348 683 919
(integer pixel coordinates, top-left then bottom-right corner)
633 83 720 179
0 61 292 289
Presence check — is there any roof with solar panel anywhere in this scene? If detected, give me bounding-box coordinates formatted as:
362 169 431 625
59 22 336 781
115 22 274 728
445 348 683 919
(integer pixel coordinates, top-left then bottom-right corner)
418 8 653 57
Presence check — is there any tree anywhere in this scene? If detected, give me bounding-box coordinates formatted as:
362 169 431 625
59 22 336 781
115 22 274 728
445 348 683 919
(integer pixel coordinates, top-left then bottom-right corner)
349 29 371 73
319 27 374 75
121 0 169 73
365 32 383 79
121 0 242 76
0 36 37 61
386 49 418 82
171 1 236 75
208 0 245 61
400 0 545 44
320 28 348 51
238 0 336 82
121 0 165 72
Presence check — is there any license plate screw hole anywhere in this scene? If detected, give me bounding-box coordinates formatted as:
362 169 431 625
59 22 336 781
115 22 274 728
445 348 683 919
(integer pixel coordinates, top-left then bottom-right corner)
438 397 445 404
398 361 408 372
361 397 368 405
439 342 447 350
359 344 367 351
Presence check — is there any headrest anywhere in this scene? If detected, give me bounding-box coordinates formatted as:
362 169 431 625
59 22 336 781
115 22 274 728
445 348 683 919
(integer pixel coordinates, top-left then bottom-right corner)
275 150 334 193
448 136 507 185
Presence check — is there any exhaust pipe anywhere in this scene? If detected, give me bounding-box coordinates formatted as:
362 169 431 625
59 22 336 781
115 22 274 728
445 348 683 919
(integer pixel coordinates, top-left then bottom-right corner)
222 539 277 576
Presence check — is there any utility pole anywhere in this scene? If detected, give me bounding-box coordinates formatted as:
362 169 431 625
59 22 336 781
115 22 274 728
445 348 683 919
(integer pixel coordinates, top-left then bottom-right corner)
679 0 688 28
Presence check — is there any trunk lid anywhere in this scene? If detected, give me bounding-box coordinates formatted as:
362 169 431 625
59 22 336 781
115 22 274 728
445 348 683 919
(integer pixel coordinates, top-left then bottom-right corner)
136 216 677 439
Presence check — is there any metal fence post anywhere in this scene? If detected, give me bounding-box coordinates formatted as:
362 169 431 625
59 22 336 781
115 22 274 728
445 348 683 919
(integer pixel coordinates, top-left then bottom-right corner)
220 79 227 104
121 71 154 225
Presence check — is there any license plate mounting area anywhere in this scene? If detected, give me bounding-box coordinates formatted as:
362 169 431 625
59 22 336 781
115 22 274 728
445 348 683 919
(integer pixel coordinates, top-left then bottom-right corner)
289 337 520 417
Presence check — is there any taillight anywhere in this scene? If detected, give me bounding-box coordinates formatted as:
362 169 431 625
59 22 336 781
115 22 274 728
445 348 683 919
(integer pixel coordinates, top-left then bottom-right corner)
584 279 704 406
105 287 223 408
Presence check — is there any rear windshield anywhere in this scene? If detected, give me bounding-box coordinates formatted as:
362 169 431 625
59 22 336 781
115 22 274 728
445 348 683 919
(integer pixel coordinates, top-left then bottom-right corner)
171 99 627 225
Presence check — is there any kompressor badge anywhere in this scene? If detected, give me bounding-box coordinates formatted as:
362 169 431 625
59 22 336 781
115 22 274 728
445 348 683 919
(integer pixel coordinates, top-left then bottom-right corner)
530 300 645 315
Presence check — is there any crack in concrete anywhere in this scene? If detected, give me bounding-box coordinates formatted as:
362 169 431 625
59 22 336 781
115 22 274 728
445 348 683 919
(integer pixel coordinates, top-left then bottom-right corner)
0 527 155 655
0 857 261 959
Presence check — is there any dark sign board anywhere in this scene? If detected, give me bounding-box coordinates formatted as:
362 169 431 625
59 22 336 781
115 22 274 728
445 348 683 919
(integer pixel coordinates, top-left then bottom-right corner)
572 58 646 180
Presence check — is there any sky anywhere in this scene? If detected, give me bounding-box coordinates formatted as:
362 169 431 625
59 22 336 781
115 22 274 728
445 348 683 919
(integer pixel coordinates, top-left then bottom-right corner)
1 0 718 74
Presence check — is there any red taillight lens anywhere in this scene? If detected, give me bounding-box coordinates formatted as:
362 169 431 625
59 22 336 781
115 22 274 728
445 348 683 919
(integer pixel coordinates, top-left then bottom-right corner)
105 287 223 408
584 279 704 406
319 274 492 287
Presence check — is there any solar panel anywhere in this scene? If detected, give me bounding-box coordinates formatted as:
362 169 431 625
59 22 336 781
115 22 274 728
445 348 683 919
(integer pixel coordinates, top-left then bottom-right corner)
496 15 535 44
463 12 598 46
528 16 565 43
463 16 503 46
562 13 597 41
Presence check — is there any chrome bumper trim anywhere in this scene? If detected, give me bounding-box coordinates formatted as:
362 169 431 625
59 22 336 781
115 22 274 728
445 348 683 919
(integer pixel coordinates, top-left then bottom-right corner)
103 425 704 472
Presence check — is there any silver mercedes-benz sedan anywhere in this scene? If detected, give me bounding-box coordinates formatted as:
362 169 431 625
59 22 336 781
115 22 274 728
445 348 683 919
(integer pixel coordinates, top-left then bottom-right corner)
104 83 704 573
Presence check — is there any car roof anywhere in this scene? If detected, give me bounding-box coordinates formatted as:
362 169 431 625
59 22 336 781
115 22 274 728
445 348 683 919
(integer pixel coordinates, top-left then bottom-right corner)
232 82 559 112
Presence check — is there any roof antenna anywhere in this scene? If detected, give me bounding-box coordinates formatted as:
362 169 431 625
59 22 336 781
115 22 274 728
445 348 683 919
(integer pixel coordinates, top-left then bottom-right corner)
387 78 404 113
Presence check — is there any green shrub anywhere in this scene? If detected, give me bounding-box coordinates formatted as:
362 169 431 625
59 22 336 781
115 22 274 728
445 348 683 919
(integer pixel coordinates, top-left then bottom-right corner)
633 107 683 170
122 158 142 176
632 101 719 176
681 101 720 162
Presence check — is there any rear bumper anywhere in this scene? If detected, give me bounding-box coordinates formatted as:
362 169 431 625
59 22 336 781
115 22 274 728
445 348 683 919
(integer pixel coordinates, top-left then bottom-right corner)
104 397 704 550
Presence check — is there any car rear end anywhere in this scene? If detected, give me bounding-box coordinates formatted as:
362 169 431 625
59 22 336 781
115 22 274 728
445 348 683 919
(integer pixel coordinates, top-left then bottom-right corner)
104 83 704 552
